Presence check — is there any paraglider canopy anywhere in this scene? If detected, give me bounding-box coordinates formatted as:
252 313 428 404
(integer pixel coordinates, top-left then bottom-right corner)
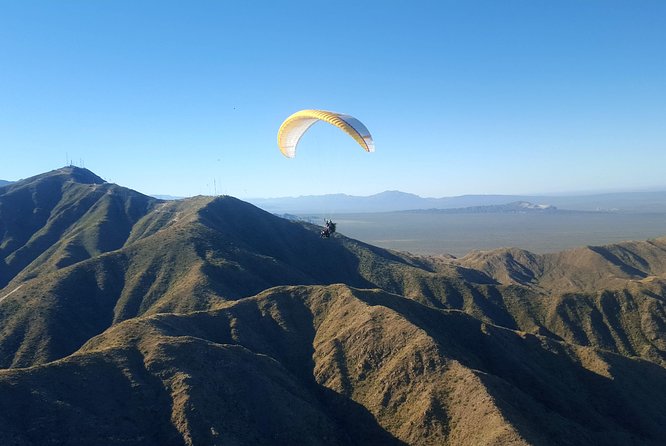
277 109 375 158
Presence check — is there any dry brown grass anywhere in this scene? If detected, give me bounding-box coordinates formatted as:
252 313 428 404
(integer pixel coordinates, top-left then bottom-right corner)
2 168 666 444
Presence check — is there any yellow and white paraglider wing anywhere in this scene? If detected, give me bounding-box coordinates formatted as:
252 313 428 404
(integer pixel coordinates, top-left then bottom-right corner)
277 109 375 158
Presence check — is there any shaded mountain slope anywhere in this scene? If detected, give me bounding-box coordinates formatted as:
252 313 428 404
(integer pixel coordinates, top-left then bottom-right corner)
0 169 494 369
2 285 666 445
0 328 352 446
2 168 666 445
2 170 666 372
0 191 490 368
456 238 666 292
0 167 158 289
441 242 666 365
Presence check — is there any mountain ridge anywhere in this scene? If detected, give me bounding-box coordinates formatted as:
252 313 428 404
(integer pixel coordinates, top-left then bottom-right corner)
1 167 666 445
0 166 159 289
3 284 666 445
248 190 666 214
403 201 558 214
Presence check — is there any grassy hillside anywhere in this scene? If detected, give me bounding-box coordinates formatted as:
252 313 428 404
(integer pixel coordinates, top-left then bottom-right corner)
2 285 665 445
0 190 484 368
1 168 666 444
0 167 158 288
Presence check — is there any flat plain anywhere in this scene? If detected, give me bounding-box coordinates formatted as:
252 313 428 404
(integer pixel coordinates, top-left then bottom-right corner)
323 211 666 257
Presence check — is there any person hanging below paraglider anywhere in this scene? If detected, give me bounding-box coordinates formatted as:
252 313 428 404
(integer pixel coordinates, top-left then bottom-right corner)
320 219 337 238
277 109 371 241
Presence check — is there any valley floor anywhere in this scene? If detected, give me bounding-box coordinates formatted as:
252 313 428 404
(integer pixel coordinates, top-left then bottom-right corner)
324 211 666 256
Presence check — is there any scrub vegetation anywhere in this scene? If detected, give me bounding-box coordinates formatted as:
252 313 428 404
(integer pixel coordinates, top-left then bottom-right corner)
1 167 666 445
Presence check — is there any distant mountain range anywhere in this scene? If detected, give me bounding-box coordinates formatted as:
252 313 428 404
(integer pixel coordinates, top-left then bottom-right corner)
0 180 12 188
2 167 666 445
404 201 559 214
248 189 666 214
150 194 184 200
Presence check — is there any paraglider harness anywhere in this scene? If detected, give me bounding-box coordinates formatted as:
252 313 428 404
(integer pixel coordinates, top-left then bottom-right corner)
320 219 337 238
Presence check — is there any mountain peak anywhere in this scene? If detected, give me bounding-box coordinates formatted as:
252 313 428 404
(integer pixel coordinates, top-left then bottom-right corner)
0 166 105 192
52 166 106 184
8 166 107 189
370 190 422 199
2 168 666 444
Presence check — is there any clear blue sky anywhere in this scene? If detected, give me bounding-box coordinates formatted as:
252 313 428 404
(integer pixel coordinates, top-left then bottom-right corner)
1 1 664 198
